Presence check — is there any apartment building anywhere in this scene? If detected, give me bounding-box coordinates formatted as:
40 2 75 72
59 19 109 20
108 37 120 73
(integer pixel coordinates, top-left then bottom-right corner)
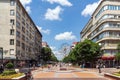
80 0 120 67
42 42 49 48
71 42 79 49
0 0 42 62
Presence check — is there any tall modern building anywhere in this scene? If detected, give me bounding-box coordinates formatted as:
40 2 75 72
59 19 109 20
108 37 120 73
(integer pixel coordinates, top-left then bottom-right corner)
0 0 42 62
80 0 120 67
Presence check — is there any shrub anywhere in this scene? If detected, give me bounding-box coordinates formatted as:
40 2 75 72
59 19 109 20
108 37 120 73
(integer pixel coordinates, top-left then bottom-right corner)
6 62 14 69
0 73 24 79
1 70 16 76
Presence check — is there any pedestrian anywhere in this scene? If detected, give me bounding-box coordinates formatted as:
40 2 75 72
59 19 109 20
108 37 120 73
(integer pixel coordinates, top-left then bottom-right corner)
96 64 98 69
48 65 51 70
0 64 4 73
82 63 85 68
79 64 82 68
98 63 101 73
33 64 35 70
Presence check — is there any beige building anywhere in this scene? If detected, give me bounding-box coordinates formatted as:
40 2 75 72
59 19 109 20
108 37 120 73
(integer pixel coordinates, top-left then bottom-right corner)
42 42 49 48
80 0 120 67
0 0 42 61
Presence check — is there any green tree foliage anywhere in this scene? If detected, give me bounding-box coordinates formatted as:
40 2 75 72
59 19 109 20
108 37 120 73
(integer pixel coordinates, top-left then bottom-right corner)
116 53 120 60
41 47 52 62
41 47 58 63
63 39 101 67
117 43 120 52
5 62 14 69
115 43 120 65
50 53 58 62
77 39 101 62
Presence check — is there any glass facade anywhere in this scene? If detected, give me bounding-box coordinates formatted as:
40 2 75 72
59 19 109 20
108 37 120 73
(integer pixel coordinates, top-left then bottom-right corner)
90 22 120 39
98 14 120 22
92 31 120 42
95 5 120 18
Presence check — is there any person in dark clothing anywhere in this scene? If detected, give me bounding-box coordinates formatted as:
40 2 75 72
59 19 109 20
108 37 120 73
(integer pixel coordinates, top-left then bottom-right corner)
0 65 4 73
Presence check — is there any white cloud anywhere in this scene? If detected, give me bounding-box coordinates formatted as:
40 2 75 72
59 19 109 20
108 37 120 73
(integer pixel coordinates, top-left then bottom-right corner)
81 0 102 17
25 6 31 13
55 32 76 40
50 46 56 51
37 26 50 35
20 0 32 14
20 0 32 6
43 0 72 7
44 6 63 21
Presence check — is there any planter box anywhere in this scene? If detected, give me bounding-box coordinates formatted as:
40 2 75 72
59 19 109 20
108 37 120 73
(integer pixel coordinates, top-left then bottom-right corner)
104 73 120 80
0 75 26 80
60 67 67 70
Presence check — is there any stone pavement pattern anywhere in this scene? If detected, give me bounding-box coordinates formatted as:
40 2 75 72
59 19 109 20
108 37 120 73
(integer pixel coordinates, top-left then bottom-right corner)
32 66 120 80
33 70 109 80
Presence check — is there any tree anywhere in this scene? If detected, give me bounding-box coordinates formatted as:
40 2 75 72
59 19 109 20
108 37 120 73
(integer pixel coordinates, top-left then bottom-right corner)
76 39 101 67
50 53 58 62
63 39 102 67
41 47 58 64
115 43 120 65
41 47 52 63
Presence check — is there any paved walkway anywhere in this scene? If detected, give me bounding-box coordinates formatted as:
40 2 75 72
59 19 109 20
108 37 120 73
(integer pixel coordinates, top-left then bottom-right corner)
32 67 113 80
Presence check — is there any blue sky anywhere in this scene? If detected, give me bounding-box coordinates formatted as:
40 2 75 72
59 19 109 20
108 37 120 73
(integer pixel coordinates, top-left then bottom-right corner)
20 0 101 60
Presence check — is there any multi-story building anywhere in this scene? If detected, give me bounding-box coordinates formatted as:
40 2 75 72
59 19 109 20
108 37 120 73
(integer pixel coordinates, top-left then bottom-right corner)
42 42 49 48
71 42 79 49
0 0 42 62
80 0 120 67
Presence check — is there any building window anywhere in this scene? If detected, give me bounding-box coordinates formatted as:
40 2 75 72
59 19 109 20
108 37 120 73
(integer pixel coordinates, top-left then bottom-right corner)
16 40 20 47
10 19 15 25
95 5 120 19
22 35 25 41
10 10 15 16
10 0 15 6
22 27 25 33
10 39 14 45
22 43 25 50
16 21 20 28
10 29 14 35
16 12 20 19
16 31 20 37
10 49 14 55
22 18 25 25
17 4 20 10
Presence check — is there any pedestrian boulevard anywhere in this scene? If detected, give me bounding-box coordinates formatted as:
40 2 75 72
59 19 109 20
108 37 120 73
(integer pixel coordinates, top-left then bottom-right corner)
32 67 111 80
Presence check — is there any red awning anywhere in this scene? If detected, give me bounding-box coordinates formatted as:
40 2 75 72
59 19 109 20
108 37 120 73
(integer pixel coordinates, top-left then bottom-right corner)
101 56 115 60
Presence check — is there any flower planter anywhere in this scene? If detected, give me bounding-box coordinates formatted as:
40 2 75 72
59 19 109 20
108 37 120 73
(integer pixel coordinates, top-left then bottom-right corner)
104 73 120 80
0 75 26 80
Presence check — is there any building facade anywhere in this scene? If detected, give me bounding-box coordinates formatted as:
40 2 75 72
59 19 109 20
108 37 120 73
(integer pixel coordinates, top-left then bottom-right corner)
42 42 49 48
71 42 79 49
0 0 42 62
80 0 120 67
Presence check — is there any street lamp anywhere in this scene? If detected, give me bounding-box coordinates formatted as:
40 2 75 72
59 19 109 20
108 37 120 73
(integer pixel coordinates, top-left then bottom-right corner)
98 43 102 73
0 47 3 65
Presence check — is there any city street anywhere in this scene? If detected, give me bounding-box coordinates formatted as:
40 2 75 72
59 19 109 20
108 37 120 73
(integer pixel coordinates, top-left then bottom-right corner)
32 66 118 80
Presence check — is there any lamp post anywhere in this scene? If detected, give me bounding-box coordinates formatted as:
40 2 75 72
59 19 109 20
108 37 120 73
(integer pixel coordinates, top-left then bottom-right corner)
98 43 102 73
0 47 3 65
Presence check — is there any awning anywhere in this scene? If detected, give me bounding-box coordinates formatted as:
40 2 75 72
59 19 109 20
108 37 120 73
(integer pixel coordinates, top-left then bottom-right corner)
101 53 115 60
101 56 115 60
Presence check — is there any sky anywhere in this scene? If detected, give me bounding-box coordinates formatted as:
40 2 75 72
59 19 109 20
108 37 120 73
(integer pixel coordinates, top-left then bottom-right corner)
20 0 101 60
